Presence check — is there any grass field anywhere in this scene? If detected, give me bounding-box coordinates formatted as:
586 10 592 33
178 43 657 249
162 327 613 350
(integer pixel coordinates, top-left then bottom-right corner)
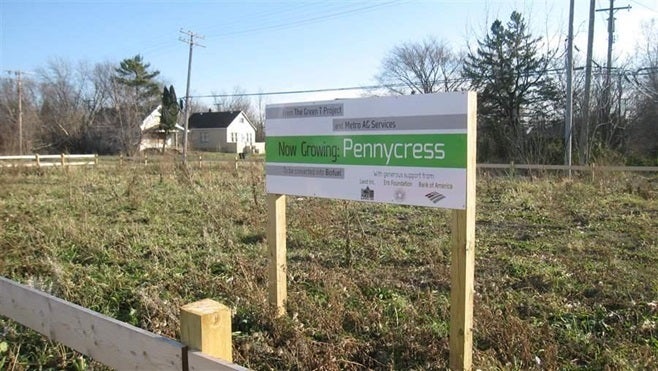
1 158 657 370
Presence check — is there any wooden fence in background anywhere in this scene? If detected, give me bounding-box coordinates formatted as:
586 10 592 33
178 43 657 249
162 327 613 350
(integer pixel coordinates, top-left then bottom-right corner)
0 154 98 168
0 276 248 371
477 163 658 173
2 153 657 173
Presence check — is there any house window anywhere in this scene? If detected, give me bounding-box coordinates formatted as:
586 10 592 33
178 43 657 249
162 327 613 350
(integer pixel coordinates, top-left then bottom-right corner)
239 117 244 123
231 132 237 142
200 132 209 143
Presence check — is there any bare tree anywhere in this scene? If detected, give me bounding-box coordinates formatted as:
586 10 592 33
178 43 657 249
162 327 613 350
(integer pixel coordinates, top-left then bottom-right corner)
212 86 255 117
36 58 89 152
84 62 127 154
35 59 122 154
375 37 464 95
625 21 658 162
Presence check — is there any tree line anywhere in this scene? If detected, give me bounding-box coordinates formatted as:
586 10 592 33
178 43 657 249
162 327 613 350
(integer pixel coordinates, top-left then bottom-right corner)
0 55 167 155
1 11 656 164
376 12 658 165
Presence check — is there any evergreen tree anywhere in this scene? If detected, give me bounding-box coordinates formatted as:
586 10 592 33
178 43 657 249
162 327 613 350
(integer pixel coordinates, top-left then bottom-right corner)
114 55 161 111
159 85 179 152
463 11 560 162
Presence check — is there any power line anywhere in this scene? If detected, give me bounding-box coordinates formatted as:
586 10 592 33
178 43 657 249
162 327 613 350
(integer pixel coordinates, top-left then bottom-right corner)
139 2 324 56
628 0 657 13
190 84 387 99
186 68 574 99
202 2 364 39
140 1 406 60
205 0 404 40
185 65 655 101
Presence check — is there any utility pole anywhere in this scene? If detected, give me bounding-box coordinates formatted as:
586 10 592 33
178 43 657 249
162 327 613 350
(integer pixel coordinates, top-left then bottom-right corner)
565 0 575 177
179 29 205 163
581 0 596 165
597 0 631 143
5 70 24 155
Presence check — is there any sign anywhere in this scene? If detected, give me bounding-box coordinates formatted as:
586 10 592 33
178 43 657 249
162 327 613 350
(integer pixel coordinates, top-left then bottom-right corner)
265 92 472 209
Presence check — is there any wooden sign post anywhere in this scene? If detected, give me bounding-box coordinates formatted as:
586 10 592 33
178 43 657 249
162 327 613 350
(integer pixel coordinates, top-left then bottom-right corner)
266 92 477 369
449 94 477 370
267 193 287 317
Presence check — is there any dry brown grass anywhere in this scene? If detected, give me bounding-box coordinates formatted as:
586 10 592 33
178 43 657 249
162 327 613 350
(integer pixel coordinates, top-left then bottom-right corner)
0 161 657 369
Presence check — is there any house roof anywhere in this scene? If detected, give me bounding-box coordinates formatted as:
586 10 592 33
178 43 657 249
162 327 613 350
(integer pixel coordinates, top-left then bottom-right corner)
141 105 184 132
188 111 242 129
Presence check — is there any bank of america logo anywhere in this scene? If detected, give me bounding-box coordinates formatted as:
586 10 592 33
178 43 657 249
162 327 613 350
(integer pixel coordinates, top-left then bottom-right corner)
425 191 446 204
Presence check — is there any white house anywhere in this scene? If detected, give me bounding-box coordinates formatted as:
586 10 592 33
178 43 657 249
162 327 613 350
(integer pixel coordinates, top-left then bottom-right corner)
188 110 264 154
139 105 185 152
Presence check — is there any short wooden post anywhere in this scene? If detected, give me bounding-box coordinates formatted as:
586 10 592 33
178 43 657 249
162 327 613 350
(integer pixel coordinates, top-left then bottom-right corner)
94 154 98 166
198 155 202 168
35 154 40 168
144 154 148 166
60 153 65 168
267 194 287 317
119 154 123 167
180 299 233 362
234 156 238 170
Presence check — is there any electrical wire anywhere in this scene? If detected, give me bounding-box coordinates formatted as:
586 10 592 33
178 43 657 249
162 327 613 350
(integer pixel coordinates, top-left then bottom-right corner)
205 0 405 40
140 1 406 58
628 0 658 13
187 66 657 99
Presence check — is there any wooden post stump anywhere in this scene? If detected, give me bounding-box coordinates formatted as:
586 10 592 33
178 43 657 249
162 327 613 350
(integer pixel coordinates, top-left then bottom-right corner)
180 299 233 362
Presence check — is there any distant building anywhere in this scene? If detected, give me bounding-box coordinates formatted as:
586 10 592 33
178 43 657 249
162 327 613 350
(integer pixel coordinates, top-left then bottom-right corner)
139 105 184 152
188 110 264 154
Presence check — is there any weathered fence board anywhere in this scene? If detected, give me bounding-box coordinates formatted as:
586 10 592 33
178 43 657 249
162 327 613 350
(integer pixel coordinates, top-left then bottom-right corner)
0 277 184 370
0 276 249 370
0 154 97 168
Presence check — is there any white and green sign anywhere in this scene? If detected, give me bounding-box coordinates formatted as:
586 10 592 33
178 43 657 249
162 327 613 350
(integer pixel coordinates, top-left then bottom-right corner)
265 92 473 209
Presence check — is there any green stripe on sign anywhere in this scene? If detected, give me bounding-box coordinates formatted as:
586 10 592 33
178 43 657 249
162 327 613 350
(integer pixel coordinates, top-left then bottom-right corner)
266 134 467 168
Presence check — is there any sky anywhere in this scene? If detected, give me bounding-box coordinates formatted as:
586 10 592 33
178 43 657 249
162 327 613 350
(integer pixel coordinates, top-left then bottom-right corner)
1 0 657 108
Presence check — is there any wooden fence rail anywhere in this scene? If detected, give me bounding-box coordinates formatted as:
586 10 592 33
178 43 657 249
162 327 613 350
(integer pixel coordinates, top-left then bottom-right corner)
0 276 247 371
477 163 658 172
0 154 98 168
